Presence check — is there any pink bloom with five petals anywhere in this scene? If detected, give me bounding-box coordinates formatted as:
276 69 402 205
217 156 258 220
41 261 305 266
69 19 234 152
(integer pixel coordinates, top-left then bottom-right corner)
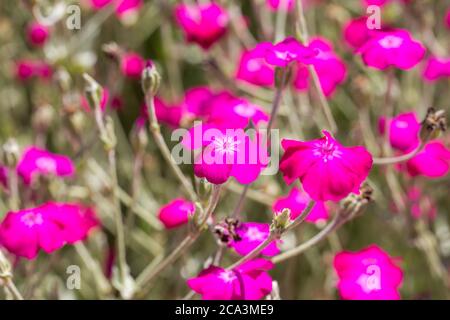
174 2 229 50
158 198 195 229
192 129 268 185
188 258 273 300
280 131 373 201
357 30 426 70
333 245 403 300
273 187 329 223
16 147 75 185
0 202 98 259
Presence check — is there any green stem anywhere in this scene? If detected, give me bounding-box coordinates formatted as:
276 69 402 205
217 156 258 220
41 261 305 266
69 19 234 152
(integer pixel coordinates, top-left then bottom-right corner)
144 92 198 202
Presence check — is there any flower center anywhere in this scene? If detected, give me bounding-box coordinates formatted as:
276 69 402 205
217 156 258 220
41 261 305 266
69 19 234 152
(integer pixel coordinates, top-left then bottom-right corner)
35 157 57 174
313 141 343 162
213 136 240 156
357 265 382 293
218 270 237 283
246 59 262 72
21 212 43 227
379 35 403 49
245 227 267 242
393 120 409 129
234 103 256 118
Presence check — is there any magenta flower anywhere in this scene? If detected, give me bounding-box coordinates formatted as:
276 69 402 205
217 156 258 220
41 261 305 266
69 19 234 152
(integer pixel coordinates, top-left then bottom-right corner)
229 222 280 257
139 97 184 129
423 56 450 81
158 198 195 229
293 37 347 97
17 146 75 185
378 112 420 152
236 42 275 87
26 22 49 47
15 59 52 81
0 202 99 259
266 0 294 11
280 131 373 201
406 141 450 178
333 245 403 300
343 17 384 50
188 258 273 300
174 2 229 50
357 30 425 70
363 0 389 6
0 166 7 189
265 37 317 67
120 52 145 79
193 129 268 185
273 187 329 223
115 0 143 19
407 187 437 220
80 88 110 113
88 0 142 20
182 86 215 118
207 92 269 128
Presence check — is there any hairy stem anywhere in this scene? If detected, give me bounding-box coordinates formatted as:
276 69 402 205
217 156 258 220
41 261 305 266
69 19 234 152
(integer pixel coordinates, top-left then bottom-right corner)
271 214 341 264
134 185 221 295
144 92 198 202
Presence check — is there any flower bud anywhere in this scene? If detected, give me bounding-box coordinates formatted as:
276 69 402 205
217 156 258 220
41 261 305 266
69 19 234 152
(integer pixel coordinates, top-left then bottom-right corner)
420 107 447 141
1 139 20 168
340 182 373 221
272 208 291 232
198 178 212 202
141 60 161 97
83 73 103 111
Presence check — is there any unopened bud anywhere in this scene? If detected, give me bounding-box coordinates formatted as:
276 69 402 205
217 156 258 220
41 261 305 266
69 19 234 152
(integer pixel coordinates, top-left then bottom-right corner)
272 208 291 232
1 139 20 168
420 107 447 141
141 60 161 97
340 182 373 221
83 73 103 111
198 178 212 202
